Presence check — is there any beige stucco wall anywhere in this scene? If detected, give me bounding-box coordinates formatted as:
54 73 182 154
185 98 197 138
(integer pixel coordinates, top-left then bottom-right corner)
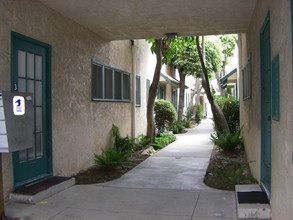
0 0 152 199
133 40 156 136
240 0 293 219
239 31 262 179
164 84 172 103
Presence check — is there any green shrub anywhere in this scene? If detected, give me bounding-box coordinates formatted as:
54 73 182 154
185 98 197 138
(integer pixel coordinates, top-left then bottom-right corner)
94 148 129 169
112 124 134 154
186 105 195 121
214 163 258 187
94 125 134 169
151 133 176 150
215 166 247 186
195 104 203 124
210 128 242 152
215 96 239 134
151 138 169 150
182 119 191 128
168 120 185 134
135 134 151 150
154 99 176 131
160 133 176 142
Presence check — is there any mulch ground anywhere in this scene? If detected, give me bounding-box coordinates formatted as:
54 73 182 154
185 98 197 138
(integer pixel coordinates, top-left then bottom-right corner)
204 146 257 191
75 149 150 184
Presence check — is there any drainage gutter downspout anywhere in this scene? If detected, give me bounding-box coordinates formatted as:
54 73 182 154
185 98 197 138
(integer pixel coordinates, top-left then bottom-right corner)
131 40 137 139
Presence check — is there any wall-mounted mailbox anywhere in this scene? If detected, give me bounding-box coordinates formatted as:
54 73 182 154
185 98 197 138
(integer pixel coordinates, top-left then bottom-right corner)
0 91 34 153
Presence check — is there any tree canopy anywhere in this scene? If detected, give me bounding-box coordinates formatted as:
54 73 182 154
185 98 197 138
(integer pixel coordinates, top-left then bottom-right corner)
163 37 201 77
162 36 222 80
219 34 237 66
145 35 234 129
205 40 222 76
148 35 236 81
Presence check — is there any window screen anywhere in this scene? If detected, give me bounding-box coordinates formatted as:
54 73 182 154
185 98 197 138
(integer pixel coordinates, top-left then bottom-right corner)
92 61 130 102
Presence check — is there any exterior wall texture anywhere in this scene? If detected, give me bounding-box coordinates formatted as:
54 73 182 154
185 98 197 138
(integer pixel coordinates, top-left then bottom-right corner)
0 0 151 199
134 40 156 136
240 0 293 219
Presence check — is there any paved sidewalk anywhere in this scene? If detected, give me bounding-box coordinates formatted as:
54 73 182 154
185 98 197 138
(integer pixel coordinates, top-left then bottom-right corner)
6 119 240 220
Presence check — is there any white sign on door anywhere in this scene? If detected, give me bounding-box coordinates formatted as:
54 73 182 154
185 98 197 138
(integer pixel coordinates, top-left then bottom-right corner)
13 96 25 116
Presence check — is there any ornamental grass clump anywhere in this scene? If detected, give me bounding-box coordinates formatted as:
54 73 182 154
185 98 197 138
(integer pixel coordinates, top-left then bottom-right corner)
94 125 135 169
210 128 242 152
112 124 135 154
134 134 151 150
94 148 129 169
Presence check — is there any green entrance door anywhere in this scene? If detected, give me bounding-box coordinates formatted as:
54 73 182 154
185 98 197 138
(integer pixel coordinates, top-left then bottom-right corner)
11 33 52 189
260 15 272 197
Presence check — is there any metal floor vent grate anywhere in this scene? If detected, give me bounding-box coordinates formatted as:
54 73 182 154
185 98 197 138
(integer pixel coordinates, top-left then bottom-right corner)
237 191 269 204
235 185 271 219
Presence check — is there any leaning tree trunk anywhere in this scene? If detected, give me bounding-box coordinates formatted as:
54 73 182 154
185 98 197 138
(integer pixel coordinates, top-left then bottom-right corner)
193 77 201 117
177 69 186 121
147 39 163 141
196 36 229 133
215 71 226 97
221 61 227 97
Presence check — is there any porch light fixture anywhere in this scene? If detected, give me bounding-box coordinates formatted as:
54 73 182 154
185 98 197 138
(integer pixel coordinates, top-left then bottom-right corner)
165 33 178 39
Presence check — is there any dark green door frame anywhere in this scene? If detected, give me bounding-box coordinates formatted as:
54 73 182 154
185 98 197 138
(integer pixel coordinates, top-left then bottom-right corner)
260 13 272 198
11 32 52 189
291 0 293 163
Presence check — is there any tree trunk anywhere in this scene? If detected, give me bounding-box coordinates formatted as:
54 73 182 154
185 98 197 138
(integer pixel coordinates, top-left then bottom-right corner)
215 71 226 97
221 61 227 97
147 39 163 141
196 36 229 133
177 69 186 121
193 77 201 117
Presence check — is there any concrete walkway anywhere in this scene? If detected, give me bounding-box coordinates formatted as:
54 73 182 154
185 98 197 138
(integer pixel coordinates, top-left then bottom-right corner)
6 119 240 220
